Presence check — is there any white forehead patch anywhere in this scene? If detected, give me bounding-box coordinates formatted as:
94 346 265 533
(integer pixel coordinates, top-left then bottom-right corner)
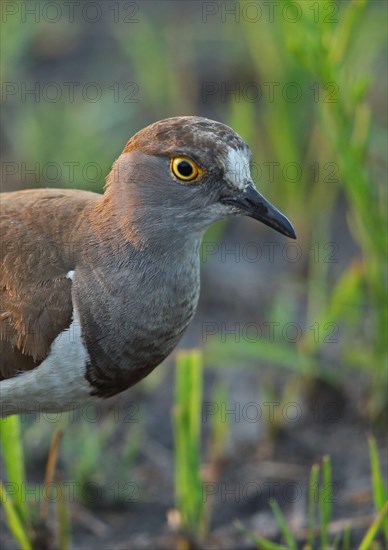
224 147 251 190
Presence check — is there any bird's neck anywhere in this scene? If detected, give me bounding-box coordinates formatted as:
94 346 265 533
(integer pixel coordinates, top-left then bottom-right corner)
71 196 203 397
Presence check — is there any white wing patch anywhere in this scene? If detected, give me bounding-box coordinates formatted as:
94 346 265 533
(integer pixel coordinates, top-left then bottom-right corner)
66 270 74 280
224 147 252 190
0 309 93 417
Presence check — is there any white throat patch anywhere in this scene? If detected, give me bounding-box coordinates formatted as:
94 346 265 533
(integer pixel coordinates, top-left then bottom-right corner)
224 147 252 190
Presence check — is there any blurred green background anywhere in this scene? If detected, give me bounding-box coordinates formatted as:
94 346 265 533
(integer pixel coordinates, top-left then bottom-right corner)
1 0 387 548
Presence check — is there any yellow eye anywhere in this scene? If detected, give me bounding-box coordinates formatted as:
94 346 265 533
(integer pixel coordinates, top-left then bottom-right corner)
170 156 202 182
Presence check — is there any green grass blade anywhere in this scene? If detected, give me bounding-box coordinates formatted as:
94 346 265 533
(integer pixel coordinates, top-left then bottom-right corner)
234 519 288 550
368 434 388 509
358 500 388 550
173 349 204 536
320 455 332 549
368 434 388 543
342 524 352 550
0 416 28 522
269 499 297 550
0 481 32 550
307 463 320 549
331 530 342 550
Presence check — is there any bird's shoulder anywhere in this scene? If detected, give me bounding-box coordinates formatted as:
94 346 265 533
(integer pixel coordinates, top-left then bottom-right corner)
0 187 100 380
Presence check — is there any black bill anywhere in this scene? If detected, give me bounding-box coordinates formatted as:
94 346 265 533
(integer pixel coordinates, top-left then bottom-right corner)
220 183 296 239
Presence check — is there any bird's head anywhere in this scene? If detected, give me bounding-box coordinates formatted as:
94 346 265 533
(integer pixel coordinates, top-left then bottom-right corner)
104 116 296 247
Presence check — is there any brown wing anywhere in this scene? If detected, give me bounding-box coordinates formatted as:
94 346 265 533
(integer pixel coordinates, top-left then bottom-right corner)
0 188 100 380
